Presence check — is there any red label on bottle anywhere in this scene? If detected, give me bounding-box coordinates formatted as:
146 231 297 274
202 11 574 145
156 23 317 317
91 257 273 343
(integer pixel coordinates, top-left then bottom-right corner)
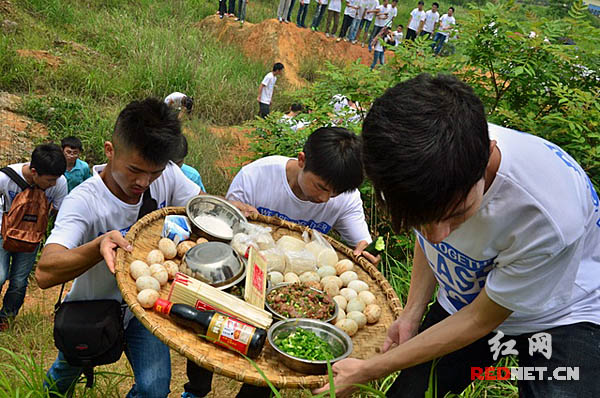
207 314 255 356
252 263 264 292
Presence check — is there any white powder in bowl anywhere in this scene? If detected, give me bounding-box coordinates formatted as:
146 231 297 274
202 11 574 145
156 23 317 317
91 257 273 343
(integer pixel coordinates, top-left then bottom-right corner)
194 215 233 239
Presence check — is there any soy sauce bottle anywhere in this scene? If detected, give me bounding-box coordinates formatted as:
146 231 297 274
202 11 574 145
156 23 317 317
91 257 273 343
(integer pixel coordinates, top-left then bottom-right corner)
154 299 266 358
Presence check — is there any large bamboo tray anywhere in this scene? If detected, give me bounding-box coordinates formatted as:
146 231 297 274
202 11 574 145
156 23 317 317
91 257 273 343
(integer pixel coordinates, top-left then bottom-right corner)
115 207 402 389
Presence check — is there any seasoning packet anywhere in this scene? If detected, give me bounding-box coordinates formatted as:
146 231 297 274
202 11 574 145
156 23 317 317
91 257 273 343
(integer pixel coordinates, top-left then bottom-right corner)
162 215 192 245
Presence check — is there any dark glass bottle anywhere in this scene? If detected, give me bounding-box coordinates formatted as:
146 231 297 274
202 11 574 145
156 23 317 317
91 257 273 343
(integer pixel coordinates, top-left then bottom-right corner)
154 298 266 358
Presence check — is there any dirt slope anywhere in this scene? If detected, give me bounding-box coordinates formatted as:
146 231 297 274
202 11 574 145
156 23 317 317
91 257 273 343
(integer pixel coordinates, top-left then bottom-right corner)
198 15 374 86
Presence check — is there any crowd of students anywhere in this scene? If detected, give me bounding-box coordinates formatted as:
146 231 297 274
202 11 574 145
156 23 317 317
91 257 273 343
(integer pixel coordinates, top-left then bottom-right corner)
217 0 457 67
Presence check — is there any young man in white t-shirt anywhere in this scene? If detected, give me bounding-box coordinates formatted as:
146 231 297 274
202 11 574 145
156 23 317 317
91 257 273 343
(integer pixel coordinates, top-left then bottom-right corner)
337 0 360 41
367 0 390 51
310 0 329 30
0 144 67 330
257 62 284 118
347 0 377 44
314 74 600 397
36 98 208 397
420 2 439 39
406 0 426 40
324 0 342 37
432 6 455 55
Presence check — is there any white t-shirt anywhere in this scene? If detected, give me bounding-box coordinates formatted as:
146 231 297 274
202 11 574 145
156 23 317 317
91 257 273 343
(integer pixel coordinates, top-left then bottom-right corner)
226 156 372 247
344 0 359 17
259 72 277 105
438 14 455 36
317 0 329 6
408 8 426 31
301 0 310 5
423 9 439 33
363 0 379 21
46 162 200 324
416 124 600 335
0 163 67 231
328 0 342 12
386 6 397 26
164 92 186 107
393 30 403 45
374 4 391 27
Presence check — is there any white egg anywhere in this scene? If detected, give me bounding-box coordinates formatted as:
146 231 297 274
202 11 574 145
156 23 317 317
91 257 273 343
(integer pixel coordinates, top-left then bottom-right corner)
340 271 358 287
335 259 354 276
322 281 340 297
158 238 177 259
146 249 164 265
358 290 376 306
136 275 160 292
348 280 369 293
335 318 358 336
284 272 300 284
334 308 346 323
333 295 348 311
364 304 382 324
129 260 150 280
320 275 343 289
346 311 367 329
163 260 179 280
269 271 284 285
299 271 320 283
137 289 160 308
347 297 366 313
340 287 358 302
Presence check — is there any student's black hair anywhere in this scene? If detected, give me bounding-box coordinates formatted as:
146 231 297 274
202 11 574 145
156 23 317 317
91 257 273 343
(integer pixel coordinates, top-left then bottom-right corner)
362 74 489 232
273 62 284 72
291 103 304 112
31 143 67 176
398 24 404 28
303 127 363 194
449 6 455 11
418 0 424 4
112 98 182 165
60 136 83 150
172 134 189 163
432 2 439 7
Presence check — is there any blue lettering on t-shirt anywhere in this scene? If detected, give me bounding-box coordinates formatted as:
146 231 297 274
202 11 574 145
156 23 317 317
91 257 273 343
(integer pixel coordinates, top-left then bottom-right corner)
417 232 496 310
8 191 17 200
544 143 599 227
257 207 332 234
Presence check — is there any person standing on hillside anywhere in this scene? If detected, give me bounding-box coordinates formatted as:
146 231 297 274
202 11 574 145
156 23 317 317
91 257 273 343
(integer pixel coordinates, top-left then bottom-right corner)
421 2 440 39
337 0 360 41
406 0 426 40
257 63 285 118
235 0 248 24
368 0 390 51
324 0 342 37
61 136 92 193
358 0 380 46
347 0 373 44
313 73 600 398
0 144 67 331
311 0 329 31
277 0 293 22
296 0 311 27
432 7 455 55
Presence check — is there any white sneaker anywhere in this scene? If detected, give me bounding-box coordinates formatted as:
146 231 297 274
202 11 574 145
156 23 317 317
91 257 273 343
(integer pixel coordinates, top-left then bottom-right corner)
361 42 365 47
352 40 357 44
336 37 342 42
326 33 330 37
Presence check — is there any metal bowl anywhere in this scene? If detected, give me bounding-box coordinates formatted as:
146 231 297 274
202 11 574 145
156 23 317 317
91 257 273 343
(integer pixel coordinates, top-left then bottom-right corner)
265 283 338 323
267 318 353 374
182 241 246 290
186 195 246 242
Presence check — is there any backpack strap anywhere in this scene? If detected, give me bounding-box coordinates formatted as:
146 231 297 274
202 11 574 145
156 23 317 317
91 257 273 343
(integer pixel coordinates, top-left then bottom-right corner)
1 167 31 191
137 188 158 220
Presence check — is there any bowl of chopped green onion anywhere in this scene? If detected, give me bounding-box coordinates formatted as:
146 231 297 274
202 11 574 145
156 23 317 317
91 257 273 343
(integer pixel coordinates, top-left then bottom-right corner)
267 318 353 374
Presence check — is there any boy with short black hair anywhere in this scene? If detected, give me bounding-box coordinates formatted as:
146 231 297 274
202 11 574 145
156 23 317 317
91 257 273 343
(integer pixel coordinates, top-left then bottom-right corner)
257 63 285 118
61 136 92 192
36 98 206 396
172 134 206 192
314 74 600 398
0 144 67 330
406 0 426 40
421 2 439 39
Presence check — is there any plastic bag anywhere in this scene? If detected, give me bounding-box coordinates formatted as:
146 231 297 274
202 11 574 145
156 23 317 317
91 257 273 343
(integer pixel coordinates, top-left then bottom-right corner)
230 232 256 257
276 235 306 252
302 231 338 268
284 249 317 275
233 222 275 250
259 247 286 273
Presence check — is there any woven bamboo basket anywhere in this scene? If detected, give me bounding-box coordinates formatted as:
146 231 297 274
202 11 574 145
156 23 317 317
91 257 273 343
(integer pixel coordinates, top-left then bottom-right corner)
115 207 403 389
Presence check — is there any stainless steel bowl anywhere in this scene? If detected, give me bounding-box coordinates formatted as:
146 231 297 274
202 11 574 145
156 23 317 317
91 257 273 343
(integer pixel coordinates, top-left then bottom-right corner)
267 318 353 374
265 283 338 323
186 195 247 242
182 242 246 290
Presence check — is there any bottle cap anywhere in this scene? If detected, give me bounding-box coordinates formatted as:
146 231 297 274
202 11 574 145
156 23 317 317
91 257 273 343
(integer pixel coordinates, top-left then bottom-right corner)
154 298 173 315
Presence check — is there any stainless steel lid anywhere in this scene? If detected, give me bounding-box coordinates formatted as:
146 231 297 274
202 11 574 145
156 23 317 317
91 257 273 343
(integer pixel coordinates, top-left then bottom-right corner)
182 241 246 289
